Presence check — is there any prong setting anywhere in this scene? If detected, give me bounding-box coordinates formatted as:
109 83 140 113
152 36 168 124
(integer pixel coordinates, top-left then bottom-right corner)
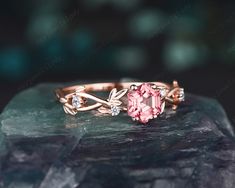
130 84 138 91
151 84 157 90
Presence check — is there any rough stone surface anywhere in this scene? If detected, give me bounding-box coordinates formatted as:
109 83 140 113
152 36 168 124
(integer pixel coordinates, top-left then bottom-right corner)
0 83 235 188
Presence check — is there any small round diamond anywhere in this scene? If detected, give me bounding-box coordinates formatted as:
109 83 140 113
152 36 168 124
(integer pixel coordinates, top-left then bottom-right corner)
111 105 120 116
160 88 167 97
72 95 81 109
179 89 185 101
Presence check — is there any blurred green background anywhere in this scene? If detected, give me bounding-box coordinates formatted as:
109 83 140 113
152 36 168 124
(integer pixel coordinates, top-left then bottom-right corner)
0 0 235 121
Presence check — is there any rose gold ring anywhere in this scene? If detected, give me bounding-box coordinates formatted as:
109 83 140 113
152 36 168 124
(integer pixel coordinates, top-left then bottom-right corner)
55 80 184 124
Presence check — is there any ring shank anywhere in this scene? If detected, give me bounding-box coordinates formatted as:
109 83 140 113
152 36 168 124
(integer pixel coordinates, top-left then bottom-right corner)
55 81 184 116
56 82 171 99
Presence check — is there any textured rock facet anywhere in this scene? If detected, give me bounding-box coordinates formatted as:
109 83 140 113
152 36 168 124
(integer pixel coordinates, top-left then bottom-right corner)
0 83 235 188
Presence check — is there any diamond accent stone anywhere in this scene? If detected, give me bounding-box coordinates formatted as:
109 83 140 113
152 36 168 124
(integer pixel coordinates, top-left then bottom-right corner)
72 95 81 109
179 89 185 100
160 88 167 97
127 83 164 124
111 105 120 116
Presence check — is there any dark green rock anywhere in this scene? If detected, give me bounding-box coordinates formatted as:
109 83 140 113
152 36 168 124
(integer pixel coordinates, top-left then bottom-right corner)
0 83 235 188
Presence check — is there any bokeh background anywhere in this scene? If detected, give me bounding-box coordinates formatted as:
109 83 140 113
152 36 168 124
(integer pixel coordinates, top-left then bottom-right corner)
0 0 235 123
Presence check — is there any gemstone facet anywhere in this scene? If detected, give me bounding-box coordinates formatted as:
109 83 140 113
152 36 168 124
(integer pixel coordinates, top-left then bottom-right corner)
72 95 81 109
127 83 164 123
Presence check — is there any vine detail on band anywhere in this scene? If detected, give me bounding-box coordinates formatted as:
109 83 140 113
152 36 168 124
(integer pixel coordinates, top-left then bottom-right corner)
98 88 128 116
62 88 128 116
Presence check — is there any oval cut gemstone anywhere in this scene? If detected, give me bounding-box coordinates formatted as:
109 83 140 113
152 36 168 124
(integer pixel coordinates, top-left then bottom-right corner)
127 83 164 123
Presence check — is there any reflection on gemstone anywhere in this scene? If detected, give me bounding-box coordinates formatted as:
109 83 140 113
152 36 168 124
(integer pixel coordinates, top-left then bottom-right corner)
111 105 121 116
127 83 164 123
160 88 167 98
72 96 81 109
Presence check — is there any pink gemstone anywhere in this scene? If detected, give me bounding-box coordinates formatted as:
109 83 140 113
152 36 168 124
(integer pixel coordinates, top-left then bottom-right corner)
127 83 164 124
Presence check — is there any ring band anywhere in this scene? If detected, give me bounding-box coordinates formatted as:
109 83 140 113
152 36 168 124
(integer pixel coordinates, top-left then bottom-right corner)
55 80 184 123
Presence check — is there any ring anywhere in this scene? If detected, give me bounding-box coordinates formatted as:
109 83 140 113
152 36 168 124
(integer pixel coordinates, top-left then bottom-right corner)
55 81 184 124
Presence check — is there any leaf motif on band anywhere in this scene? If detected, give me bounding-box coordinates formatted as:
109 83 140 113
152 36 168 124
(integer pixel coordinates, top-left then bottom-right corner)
97 106 111 115
108 88 128 101
99 88 128 116
63 105 77 115
62 88 128 116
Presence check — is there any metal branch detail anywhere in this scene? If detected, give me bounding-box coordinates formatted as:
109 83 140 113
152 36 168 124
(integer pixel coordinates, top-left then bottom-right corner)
56 80 185 123
98 88 128 116
61 88 128 116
